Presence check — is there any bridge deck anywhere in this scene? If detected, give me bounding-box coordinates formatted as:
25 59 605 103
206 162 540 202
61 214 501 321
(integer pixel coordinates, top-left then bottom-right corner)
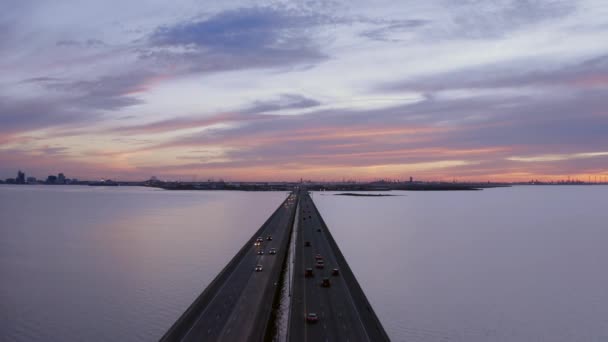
288 192 390 342
161 192 298 342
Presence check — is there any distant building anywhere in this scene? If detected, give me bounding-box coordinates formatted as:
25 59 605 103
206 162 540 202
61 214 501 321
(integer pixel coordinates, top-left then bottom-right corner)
16 170 25 184
409 176 413 183
46 175 57 184
26 177 37 183
6 178 16 184
57 173 66 184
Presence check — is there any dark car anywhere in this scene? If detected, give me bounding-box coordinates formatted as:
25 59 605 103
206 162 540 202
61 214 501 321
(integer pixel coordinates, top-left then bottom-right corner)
332 268 340 276
317 228 322 232
255 265 263 272
266 235 273 241
257 250 264 255
306 313 319 323
269 248 277 255
315 261 324 269
315 254 323 260
305 268 314 277
304 241 311 247
321 278 331 287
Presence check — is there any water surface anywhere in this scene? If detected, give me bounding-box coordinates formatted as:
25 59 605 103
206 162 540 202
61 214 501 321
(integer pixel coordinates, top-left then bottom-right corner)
2 185 607 341
0 185 287 341
314 186 608 342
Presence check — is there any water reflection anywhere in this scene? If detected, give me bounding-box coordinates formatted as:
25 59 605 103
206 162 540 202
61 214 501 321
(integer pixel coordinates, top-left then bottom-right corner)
314 186 608 342
0 186 287 341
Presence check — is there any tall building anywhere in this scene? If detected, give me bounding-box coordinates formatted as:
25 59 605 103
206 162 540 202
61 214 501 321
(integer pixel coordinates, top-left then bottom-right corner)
57 173 66 184
16 170 25 184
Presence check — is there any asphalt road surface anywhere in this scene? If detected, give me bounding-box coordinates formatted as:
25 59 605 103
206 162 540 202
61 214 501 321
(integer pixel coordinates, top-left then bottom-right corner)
161 192 298 342
288 192 390 342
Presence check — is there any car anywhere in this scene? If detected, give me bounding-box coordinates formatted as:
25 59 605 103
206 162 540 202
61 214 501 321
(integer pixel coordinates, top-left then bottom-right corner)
309 216 312 219
255 265 263 272
315 261 324 269
257 250 264 255
321 278 331 287
332 268 340 276
304 241 311 247
256 237 264 242
305 268 314 277
315 254 323 260
266 235 273 241
317 228 322 232
306 313 319 323
269 248 277 255
254 241 261 246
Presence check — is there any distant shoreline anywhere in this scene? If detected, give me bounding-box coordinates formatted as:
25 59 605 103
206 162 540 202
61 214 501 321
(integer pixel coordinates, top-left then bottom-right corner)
334 193 401 197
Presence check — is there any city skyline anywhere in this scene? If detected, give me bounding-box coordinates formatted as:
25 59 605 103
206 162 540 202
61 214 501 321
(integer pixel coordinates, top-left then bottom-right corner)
1 1 607 182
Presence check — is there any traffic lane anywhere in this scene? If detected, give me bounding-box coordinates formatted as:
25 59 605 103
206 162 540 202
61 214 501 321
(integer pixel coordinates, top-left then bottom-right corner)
300 196 369 342
217 256 268 341
183 205 292 341
308 194 387 341
302 215 340 341
311 219 368 341
184 248 266 339
299 204 332 340
217 213 291 340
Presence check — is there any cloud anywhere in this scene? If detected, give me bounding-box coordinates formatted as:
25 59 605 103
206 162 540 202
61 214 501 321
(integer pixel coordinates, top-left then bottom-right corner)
49 76 143 111
379 55 608 93
0 96 97 136
1 1 607 181
0 71 165 138
243 93 321 114
440 0 577 39
20 76 63 83
507 152 608 162
142 6 328 73
37 71 165 111
112 93 320 134
56 39 106 48
124 82 607 178
360 19 429 41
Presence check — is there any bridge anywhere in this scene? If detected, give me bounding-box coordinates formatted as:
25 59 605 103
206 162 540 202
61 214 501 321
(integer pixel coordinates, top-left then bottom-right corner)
162 190 389 341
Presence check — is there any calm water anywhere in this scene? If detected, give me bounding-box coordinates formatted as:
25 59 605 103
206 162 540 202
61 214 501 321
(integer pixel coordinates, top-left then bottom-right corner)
0 185 288 341
1 185 608 341
314 186 608 342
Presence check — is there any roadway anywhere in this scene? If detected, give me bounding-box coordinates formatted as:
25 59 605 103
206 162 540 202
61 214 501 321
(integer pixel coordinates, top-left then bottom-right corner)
288 192 390 342
161 191 298 342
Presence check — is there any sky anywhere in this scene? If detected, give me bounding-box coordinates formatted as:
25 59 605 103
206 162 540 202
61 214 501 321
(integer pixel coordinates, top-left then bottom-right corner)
1 0 607 182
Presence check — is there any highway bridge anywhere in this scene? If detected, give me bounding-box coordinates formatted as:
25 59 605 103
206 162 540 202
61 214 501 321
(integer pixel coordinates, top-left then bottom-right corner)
162 190 389 341
288 192 389 342
161 192 298 341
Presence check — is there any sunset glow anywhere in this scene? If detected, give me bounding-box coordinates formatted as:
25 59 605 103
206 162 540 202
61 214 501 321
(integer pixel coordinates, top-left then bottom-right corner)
1 1 607 182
